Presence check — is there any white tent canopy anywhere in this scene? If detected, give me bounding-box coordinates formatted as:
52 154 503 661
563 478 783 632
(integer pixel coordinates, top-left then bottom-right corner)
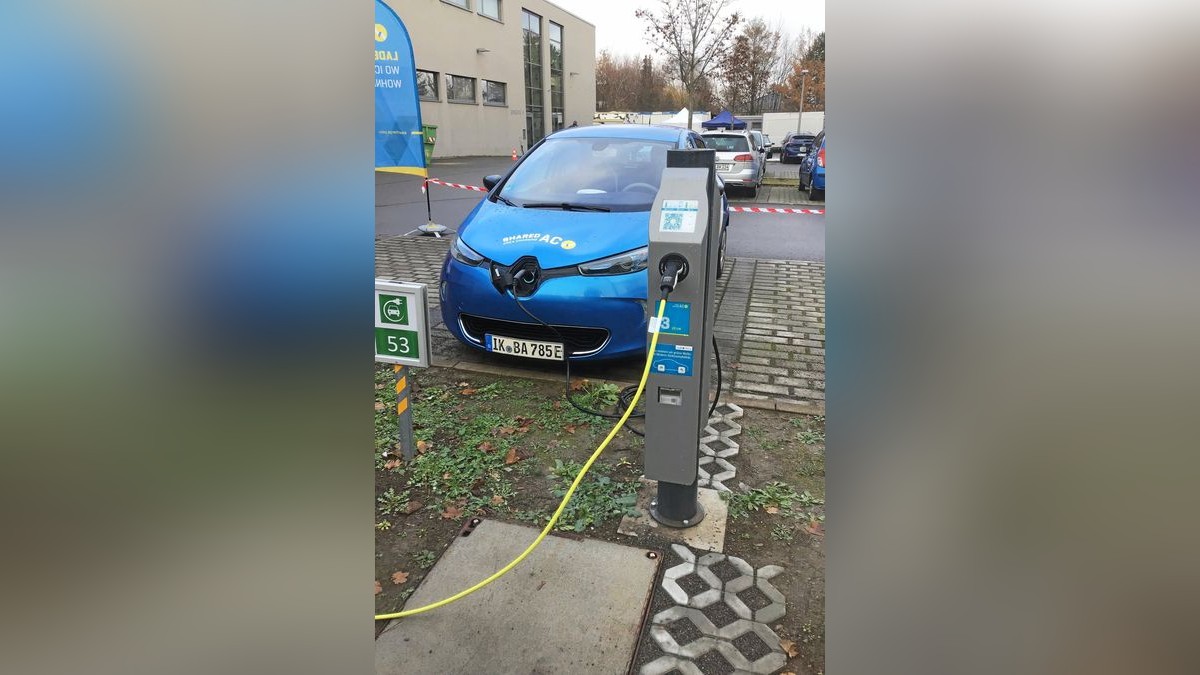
661 107 690 127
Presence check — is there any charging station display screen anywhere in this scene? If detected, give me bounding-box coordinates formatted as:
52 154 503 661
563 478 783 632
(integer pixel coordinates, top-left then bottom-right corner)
659 301 691 336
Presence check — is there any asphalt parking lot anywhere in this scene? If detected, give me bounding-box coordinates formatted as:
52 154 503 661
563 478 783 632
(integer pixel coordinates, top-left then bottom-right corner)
376 155 824 262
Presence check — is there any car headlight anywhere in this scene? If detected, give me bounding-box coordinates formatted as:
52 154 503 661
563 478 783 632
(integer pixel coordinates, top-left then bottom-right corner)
449 236 485 266
578 247 648 276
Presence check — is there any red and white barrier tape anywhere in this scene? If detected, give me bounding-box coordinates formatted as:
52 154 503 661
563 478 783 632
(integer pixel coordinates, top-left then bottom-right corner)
422 178 824 213
421 177 488 193
729 206 824 214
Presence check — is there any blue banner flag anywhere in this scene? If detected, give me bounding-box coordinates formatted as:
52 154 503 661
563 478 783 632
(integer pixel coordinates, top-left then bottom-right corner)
375 0 426 176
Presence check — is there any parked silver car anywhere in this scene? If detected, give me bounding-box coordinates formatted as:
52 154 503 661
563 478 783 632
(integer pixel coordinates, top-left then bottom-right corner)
701 130 765 197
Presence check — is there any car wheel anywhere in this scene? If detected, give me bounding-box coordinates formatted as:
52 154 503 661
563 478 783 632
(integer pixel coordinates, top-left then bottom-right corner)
717 225 728 278
808 182 823 202
746 184 758 198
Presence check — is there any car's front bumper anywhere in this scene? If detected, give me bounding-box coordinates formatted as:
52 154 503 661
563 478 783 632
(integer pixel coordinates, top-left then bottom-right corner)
439 256 650 361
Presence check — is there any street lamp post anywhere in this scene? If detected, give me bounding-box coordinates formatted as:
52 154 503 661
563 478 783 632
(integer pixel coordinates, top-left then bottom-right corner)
797 68 810 135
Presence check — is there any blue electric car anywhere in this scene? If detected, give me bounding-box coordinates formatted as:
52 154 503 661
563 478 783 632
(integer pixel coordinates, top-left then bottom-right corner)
797 130 825 201
440 124 729 361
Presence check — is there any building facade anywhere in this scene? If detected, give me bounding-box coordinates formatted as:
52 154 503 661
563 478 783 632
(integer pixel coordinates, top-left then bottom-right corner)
386 0 596 158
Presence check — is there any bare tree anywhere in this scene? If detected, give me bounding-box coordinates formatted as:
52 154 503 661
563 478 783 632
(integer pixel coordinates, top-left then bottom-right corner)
636 0 741 127
719 18 783 114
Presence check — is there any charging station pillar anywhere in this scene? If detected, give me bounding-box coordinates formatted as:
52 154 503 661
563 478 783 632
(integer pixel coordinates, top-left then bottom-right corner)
644 149 722 528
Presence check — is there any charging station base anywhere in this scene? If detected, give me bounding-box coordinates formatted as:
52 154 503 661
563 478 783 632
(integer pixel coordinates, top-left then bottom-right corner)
376 519 661 674
618 479 729 553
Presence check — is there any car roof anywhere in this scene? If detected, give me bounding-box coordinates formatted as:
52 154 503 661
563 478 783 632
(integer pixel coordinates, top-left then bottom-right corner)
702 129 751 135
548 124 687 143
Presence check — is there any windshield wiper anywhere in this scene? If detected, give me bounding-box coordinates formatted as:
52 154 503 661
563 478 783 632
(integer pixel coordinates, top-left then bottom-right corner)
493 194 517 207
521 202 611 212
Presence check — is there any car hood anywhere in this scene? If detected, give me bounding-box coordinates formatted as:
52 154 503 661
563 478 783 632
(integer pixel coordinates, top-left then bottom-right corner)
459 200 649 268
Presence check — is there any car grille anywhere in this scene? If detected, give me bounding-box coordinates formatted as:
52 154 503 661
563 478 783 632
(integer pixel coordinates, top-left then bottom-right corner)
459 314 610 355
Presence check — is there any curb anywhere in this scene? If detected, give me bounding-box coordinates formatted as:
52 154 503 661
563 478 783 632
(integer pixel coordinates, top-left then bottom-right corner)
429 359 826 416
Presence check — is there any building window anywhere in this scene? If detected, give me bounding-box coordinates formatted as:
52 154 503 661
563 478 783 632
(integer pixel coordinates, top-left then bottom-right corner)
478 0 500 21
442 0 470 10
549 22 564 132
522 10 544 144
416 70 439 101
483 80 507 106
445 74 476 103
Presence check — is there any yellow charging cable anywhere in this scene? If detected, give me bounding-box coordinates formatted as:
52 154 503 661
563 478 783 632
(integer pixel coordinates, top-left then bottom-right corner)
375 299 668 621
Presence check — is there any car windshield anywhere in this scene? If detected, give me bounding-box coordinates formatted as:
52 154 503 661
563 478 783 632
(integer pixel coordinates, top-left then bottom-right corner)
496 137 676 212
705 135 750 152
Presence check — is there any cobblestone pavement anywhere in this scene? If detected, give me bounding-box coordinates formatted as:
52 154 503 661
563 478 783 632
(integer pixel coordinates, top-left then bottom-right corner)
637 544 789 675
376 235 825 410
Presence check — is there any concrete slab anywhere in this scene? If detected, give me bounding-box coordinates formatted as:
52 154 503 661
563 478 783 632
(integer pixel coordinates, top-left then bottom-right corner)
376 519 661 675
617 479 729 552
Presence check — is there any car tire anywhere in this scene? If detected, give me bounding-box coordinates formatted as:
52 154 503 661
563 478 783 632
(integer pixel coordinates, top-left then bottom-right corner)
808 182 823 202
717 225 728 278
746 184 758 198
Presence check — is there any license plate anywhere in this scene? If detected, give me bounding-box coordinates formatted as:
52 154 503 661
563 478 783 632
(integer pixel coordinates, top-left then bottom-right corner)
716 163 732 171
486 334 564 361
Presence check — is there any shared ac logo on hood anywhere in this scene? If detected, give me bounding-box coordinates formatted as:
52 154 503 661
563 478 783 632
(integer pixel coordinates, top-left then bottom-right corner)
501 233 576 250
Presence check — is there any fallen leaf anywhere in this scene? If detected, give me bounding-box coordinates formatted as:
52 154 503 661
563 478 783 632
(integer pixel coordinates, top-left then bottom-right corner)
504 447 520 465
416 440 430 453
442 472 452 479
400 500 423 515
391 571 409 585
496 426 517 436
460 388 478 396
374 580 382 595
765 506 780 514
374 402 385 412
441 504 463 520
490 495 505 506
375 383 385 390
477 441 496 453
564 424 579 434
383 459 402 470
570 377 588 391
780 639 800 658
803 520 825 537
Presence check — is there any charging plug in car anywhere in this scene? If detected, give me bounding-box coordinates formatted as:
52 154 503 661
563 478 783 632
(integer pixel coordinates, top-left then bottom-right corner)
490 262 515 295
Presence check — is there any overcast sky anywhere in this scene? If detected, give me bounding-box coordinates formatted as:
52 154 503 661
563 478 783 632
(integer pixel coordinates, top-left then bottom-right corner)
548 0 825 58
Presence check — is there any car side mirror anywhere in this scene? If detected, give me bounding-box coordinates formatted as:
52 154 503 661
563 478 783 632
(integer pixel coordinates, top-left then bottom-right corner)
483 174 501 191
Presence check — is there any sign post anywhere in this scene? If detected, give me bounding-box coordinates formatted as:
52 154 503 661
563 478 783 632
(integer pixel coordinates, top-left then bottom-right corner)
375 280 431 460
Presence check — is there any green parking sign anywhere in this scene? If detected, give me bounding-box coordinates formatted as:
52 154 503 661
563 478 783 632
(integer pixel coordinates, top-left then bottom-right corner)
374 280 430 367
378 294 408 325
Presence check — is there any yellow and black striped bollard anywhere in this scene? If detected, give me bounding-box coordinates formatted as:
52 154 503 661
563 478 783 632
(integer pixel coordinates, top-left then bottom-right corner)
394 364 415 460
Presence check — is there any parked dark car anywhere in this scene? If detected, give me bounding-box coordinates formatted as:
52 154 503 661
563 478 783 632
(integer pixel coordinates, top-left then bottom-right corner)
798 130 825 201
779 133 817 164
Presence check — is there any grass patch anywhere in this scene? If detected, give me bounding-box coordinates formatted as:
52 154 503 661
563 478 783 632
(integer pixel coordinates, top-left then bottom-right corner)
550 459 639 532
376 487 411 517
722 481 823 520
791 415 825 445
411 549 437 569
